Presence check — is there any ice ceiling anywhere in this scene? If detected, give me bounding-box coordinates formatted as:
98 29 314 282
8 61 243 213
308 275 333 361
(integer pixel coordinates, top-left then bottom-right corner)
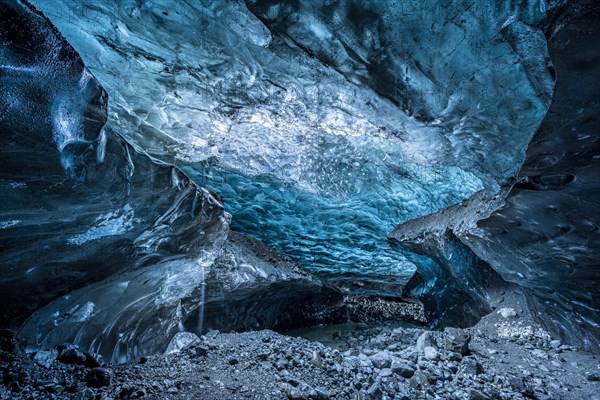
25 0 552 287
7 0 600 362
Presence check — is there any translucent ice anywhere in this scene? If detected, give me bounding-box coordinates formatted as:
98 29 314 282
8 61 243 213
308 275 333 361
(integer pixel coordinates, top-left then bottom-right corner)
2 1 339 363
0 0 228 326
28 0 553 287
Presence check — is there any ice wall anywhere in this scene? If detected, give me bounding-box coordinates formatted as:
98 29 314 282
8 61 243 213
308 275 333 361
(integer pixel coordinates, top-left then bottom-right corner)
246 0 554 184
8 0 589 358
1 0 341 363
390 190 511 327
19 231 342 363
0 0 227 325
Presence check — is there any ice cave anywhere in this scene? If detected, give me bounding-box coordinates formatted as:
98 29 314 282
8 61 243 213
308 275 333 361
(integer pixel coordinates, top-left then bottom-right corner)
0 0 599 398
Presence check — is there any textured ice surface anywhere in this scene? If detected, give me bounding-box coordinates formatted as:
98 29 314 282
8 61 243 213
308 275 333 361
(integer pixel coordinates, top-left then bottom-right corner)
0 0 228 325
19 232 342 363
27 0 553 286
2 1 340 363
390 190 511 327
7 0 593 361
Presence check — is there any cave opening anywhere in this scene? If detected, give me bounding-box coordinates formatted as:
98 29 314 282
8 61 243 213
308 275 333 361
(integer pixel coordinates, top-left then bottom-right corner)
1 0 600 398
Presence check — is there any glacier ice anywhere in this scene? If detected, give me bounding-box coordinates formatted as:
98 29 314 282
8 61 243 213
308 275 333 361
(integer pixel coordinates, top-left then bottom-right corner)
5 0 596 364
1 0 339 363
390 189 512 327
19 232 341 363
27 0 552 289
392 0 600 351
461 0 600 351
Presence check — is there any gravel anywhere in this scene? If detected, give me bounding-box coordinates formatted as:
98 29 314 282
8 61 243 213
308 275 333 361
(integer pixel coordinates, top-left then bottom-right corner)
1 307 600 399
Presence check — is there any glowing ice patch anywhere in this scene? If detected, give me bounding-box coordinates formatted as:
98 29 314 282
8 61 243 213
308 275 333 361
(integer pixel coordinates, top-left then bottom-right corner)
0 220 21 229
52 99 82 151
249 113 275 129
70 301 95 322
9 181 27 189
501 15 516 29
0 64 38 74
68 204 139 245
308 20 331 41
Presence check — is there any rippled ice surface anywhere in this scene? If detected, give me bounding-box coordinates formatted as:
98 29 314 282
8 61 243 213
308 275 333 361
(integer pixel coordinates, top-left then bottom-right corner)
187 159 482 283
28 0 551 286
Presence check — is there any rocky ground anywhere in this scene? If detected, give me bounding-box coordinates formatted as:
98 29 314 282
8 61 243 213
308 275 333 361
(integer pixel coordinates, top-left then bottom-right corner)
1 292 599 400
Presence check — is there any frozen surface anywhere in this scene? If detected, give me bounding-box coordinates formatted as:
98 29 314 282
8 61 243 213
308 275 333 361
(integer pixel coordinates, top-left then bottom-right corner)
10 0 597 363
464 0 600 351
27 0 553 285
1 0 340 362
0 0 229 325
20 232 342 363
390 190 510 328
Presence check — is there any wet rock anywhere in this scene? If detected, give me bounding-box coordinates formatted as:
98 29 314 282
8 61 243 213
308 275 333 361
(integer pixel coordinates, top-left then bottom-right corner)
286 378 319 399
310 350 322 368
228 356 239 365
409 371 429 388
470 389 491 400
447 362 459 373
423 346 440 361
33 349 58 369
366 381 380 396
498 308 517 319
531 349 548 359
416 332 435 353
85 368 111 388
314 387 330 399
391 360 415 378
3 323 600 400
59 348 87 365
458 357 484 375
369 351 391 369
191 345 209 358
444 327 471 356
83 352 103 368
586 372 600 382
166 332 200 354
